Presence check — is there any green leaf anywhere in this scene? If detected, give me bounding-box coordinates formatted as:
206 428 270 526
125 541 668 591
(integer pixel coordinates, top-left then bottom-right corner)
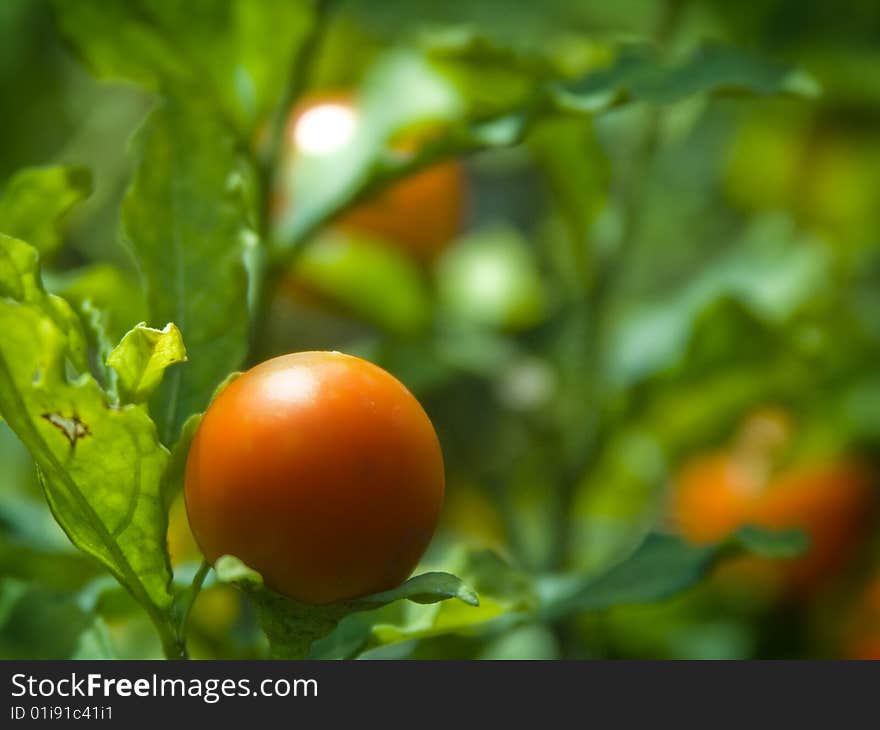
355 571 479 608
0 234 178 646
52 0 192 93
53 0 311 134
107 322 187 405
71 617 118 660
46 263 148 347
734 525 809 559
604 214 829 387
215 554 480 659
539 527 808 620
527 116 609 294
0 533 102 593
0 166 93 259
122 95 257 443
314 549 534 658
0 580 93 659
292 230 432 335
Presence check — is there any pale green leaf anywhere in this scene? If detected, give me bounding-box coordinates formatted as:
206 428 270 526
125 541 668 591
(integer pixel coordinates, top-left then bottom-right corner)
353 571 478 608
107 322 187 405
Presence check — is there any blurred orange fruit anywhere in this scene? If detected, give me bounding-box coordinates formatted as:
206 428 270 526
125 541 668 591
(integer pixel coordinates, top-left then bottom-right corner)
673 412 875 594
843 578 880 659
274 92 466 261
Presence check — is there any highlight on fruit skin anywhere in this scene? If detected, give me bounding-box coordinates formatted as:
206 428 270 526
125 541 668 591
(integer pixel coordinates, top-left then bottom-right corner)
671 409 876 594
273 91 467 261
183 351 445 605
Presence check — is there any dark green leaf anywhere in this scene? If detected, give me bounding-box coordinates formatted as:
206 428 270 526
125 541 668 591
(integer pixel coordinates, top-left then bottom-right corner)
734 525 809 559
352 571 478 608
215 554 480 659
313 549 534 658
556 42 820 112
540 527 808 619
53 0 311 134
0 580 93 659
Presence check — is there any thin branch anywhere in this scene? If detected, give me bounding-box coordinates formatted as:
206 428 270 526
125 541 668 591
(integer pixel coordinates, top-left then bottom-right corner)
246 0 336 363
179 560 212 635
259 0 337 201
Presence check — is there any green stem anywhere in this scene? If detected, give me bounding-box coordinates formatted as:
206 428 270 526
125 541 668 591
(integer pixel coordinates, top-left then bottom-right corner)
259 0 337 199
180 560 211 630
156 616 188 660
247 0 336 363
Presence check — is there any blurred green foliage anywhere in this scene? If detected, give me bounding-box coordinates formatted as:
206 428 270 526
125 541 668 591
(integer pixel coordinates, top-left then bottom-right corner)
0 0 879 659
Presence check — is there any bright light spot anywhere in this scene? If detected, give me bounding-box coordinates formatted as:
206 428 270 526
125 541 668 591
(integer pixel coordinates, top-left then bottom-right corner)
260 368 318 406
293 103 357 156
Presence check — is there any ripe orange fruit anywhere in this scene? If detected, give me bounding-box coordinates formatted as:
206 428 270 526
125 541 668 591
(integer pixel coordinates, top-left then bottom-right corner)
184 351 445 604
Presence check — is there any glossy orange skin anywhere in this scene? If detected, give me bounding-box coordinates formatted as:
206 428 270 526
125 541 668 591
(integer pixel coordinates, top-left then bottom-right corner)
277 94 466 261
674 454 874 593
184 351 445 604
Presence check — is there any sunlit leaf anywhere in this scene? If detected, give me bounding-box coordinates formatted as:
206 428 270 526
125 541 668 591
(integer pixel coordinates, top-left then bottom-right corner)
0 234 178 642
107 322 187 405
